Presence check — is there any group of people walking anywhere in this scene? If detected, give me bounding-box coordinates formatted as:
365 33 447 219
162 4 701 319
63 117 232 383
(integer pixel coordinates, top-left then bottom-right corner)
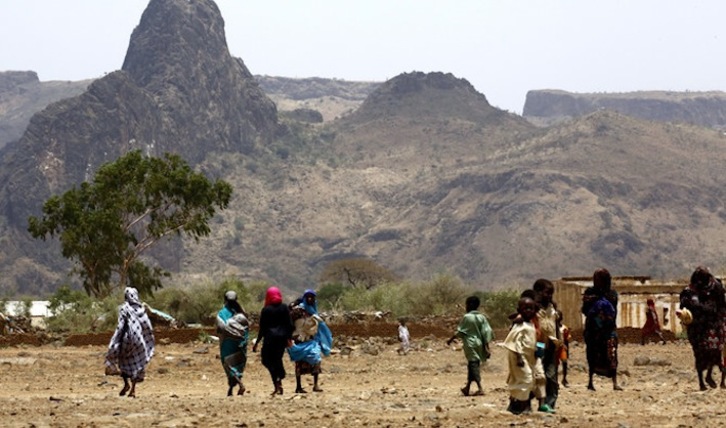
103 286 332 398
223 286 333 396
103 266 726 411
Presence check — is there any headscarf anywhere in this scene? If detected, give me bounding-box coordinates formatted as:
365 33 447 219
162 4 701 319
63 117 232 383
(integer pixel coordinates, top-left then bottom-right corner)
264 286 283 306
301 289 318 315
593 268 612 294
646 298 655 308
223 290 243 314
690 266 714 291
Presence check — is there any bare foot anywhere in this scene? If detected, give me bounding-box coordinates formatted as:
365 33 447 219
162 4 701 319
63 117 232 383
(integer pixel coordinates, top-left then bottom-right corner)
119 385 129 397
562 380 569 387
613 385 623 391
313 386 323 392
587 384 596 391
237 385 246 396
460 387 470 396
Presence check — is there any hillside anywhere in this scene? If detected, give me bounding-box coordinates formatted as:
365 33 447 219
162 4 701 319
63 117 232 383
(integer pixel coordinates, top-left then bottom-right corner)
0 71 91 149
523 89 726 129
1 0 726 297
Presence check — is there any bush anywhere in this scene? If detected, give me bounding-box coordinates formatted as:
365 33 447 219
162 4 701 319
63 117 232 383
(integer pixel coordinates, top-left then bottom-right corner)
45 285 119 333
475 289 520 328
407 273 471 316
148 278 253 326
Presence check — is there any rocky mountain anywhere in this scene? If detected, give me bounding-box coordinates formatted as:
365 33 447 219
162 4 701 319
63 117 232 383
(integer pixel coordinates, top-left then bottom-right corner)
2 0 726 297
0 71 91 149
0 0 278 295
523 89 726 129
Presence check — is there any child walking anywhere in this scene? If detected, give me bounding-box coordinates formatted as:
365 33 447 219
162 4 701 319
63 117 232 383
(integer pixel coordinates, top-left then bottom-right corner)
447 296 493 396
501 296 539 414
397 318 411 355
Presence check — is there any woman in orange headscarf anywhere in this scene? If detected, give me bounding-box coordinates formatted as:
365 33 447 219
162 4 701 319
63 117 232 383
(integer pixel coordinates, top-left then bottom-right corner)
252 286 294 395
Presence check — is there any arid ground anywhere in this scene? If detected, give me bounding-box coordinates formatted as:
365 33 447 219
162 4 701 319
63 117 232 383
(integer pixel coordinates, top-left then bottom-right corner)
0 331 721 427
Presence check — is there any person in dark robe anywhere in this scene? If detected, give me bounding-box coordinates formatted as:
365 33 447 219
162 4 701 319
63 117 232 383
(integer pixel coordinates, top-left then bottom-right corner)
679 266 726 390
252 286 294 396
581 268 622 391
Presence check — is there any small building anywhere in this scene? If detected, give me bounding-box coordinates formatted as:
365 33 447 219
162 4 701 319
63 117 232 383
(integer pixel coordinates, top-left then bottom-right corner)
555 276 689 336
3 301 52 328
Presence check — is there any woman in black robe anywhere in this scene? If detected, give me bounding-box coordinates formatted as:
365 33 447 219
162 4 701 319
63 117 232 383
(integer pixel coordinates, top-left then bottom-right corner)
581 268 622 391
252 286 294 395
680 266 726 390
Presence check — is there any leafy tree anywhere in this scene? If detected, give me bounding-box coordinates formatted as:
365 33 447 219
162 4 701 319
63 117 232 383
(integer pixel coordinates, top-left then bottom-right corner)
28 150 232 298
319 257 399 289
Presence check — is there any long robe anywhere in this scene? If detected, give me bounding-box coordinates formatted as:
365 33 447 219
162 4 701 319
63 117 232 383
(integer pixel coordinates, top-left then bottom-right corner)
217 306 249 387
105 288 155 382
501 321 538 401
454 310 493 362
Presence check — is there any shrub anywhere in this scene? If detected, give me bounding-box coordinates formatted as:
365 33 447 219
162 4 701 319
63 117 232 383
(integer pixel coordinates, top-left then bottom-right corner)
475 289 521 328
45 285 119 333
147 277 255 326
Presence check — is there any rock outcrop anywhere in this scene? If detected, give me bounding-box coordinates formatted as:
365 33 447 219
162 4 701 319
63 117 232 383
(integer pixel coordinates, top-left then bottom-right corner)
523 89 726 129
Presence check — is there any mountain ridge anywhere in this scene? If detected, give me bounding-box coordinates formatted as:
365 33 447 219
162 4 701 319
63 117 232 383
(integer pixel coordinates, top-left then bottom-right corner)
1 0 726 296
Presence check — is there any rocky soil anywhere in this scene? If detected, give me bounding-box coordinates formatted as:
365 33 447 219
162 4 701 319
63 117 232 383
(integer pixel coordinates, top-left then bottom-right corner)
0 328 719 427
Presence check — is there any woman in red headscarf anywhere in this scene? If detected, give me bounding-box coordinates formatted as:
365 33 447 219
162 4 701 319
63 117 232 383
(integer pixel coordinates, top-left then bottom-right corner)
252 286 294 395
641 298 665 345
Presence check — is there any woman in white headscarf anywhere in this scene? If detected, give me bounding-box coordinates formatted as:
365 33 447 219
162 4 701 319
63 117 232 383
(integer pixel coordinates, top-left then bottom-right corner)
105 287 155 397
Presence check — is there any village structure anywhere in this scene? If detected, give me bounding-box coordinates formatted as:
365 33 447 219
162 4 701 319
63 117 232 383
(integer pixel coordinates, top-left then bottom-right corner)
555 275 690 336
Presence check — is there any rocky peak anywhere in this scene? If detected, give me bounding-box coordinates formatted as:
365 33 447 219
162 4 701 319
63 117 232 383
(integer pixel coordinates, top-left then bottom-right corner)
121 0 278 160
351 71 497 123
0 0 280 293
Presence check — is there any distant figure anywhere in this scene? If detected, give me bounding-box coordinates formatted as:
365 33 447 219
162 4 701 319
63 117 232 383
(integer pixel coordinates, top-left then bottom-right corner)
216 290 249 396
253 286 294 396
679 266 726 390
581 268 622 391
556 310 572 387
447 295 493 397
287 289 333 393
641 298 665 345
105 287 155 398
501 296 538 414
397 317 411 355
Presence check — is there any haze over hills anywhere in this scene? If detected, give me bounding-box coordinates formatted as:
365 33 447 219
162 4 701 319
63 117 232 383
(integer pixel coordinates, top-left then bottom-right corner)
2 0 726 297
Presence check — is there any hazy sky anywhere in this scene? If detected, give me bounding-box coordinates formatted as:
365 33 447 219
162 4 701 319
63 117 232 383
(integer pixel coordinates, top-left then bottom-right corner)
1 1 724 114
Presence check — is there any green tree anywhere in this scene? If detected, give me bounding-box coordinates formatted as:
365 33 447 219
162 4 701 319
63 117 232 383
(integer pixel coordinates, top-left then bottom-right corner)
319 257 399 290
28 150 232 298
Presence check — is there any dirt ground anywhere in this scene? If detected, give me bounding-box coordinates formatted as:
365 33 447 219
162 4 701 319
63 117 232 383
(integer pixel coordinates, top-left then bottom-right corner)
0 334 721 428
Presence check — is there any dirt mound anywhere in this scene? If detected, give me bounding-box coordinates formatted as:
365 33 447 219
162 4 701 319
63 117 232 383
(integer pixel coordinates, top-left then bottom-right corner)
0 319 676 348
